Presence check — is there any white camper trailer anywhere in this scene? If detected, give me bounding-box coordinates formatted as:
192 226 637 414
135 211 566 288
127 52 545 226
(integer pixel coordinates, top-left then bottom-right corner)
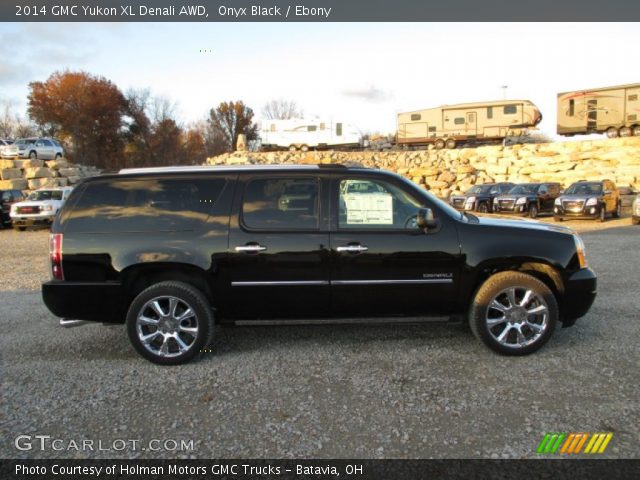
260 119 361 151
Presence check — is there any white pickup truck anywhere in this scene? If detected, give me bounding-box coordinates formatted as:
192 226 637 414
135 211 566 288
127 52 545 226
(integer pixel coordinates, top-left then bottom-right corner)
10 187 74 230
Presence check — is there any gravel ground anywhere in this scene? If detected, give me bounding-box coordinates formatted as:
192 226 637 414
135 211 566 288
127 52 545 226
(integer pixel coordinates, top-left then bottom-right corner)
0 217 638 459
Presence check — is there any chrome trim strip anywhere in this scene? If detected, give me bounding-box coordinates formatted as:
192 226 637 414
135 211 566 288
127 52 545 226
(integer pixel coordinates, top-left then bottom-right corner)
332 279 453 285
232 280 329 286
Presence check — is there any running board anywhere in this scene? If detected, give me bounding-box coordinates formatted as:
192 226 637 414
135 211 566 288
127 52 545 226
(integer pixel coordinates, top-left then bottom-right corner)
59 319 91 328
234 316 451 326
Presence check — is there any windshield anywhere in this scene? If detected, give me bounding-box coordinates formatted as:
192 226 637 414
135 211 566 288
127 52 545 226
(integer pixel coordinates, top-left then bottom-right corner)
508 184 538 195
16 139 35 146
565 183 602 195
467 185 492 194
27 190 63 201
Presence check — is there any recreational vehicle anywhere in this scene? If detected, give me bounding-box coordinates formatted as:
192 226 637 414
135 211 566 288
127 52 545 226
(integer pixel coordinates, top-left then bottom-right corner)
396 100 542 149
260 119 361 151
557 83 640 138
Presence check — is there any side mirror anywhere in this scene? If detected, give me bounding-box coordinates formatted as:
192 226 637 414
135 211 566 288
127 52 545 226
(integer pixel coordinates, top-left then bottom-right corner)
417 208 438 231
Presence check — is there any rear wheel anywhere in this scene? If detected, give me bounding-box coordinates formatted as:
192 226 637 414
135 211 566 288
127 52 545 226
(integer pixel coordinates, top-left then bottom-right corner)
300 144 309 152
528 203 539 219
434 139 445 150
126 281 214 365
445 138 456 149
619 126 632 137
55 153 62 159
606 127 619 139
469 271 557 355
477 202 489 214
288 145 297 152
29 151 37 160
633 126 640 137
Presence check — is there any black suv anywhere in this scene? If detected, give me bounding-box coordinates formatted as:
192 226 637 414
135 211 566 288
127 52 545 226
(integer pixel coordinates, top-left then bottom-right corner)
449 182 515 213
0 189 25 228
554 180 621 222
493 183 562 218
42 166 596 364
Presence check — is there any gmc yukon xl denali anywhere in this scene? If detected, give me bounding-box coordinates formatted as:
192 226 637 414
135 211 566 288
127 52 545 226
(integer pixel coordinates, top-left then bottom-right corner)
42 165 597 364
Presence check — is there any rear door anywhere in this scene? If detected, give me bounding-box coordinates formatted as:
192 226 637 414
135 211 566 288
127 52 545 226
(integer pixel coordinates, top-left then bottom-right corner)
329 173 461 317
227 173 331 319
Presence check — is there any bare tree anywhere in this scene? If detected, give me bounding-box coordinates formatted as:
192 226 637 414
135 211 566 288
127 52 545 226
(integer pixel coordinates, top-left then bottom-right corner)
0 101 37 139
262 98 303 120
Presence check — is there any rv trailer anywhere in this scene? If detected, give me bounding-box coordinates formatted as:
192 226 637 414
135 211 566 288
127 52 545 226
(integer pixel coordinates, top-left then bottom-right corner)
557 83 640 138
396 100 542 149
260 119 361 151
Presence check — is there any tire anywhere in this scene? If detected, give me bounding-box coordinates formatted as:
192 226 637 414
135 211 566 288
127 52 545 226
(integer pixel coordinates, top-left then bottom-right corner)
55 153 62 159
288 145 297 152
528 203 539 219
553 216 563 222
633 218 640 226
300 145 309 152
598 205 606 222
633 126 640 137
126 281 214 365
619 127 632 137
434 139 445 150
445 138 456 149
29 151 37 160
613 201 621 219
606 127 619 139
477 202 489 214
469 271 558 356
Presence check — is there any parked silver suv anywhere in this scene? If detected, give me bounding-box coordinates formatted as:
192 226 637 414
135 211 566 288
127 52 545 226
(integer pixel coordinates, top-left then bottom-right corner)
3 138 64 160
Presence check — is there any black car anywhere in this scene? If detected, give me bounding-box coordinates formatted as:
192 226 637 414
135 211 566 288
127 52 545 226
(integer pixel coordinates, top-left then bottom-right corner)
554 180 621 222
493 182 562 218
42 166 596 364
0 189 25 228
449 182 515 213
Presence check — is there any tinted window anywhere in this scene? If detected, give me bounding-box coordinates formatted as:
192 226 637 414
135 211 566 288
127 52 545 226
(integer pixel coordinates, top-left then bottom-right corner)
42 140 53 146
569 99 575 116
28 190 62 201
509 184 537 195
66 177 225 233
454 117 465 125
499 184 513 193
565 183 603 195
2 191 11 201
411 114 421 121
242 177 319 231
504 105 517 115
487 107 493 119
307 125 317 132
339 178 421 230
467 185 493 194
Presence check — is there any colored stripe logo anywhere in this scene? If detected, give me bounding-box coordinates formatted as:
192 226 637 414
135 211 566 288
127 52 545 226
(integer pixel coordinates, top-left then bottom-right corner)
537 433 613 454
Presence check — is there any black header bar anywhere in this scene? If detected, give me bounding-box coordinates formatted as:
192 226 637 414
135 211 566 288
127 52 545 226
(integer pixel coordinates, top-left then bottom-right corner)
3 0 640 22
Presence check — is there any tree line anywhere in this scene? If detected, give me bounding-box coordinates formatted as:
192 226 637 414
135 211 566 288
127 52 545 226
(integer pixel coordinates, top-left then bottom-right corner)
8 70 302 171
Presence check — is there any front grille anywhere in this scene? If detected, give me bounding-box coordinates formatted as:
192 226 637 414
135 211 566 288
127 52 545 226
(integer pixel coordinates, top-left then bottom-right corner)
498 200 515 210
451 198 465 208
17 206 40 214
562 200 585 212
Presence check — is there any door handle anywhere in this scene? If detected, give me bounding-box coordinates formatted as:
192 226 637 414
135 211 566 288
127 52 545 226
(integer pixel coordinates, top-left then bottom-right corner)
235 244 267 253
336 244 368 253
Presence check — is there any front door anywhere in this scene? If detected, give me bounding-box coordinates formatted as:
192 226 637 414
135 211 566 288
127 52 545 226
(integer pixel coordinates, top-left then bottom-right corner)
227 174 330 319
466 111 477 136
587 99 598 132
329 175 461 317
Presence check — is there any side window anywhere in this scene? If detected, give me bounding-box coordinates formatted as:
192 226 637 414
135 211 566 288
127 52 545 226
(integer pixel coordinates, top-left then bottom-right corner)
454 117 465 125
538 185 548 194
568 99 575 116
487 106 493 119
339 178 422 230
66 178 225 233
242 177 319 231
504 105 517 115
2 191 11 201
43 140 53 146
307 125 317 132
35 141 44 147
411 114 421 121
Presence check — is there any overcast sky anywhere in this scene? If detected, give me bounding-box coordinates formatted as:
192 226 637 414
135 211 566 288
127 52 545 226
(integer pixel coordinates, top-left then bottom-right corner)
0 22 638 137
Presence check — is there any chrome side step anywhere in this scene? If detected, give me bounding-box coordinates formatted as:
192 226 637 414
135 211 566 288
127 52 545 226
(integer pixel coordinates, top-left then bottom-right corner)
59 319 90 328
234 316 451 326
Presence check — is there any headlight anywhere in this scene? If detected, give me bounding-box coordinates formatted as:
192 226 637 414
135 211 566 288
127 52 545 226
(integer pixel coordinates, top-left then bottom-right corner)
41 205 53 212
585 197 598 206
466 196 476 204
554 198 561 206
574 234 588 269
493 198 499 204
516 197 527 205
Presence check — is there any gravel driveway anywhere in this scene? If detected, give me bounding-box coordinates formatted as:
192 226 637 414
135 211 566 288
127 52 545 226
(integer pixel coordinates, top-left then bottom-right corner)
1 219 638 459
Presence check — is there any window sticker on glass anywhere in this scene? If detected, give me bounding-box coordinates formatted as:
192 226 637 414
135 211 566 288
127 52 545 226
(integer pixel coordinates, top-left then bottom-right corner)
343 193 393 225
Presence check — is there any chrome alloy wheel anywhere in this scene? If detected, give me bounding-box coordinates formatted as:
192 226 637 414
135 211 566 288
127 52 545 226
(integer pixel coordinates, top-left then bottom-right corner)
136 296 199 358
485 287 549 348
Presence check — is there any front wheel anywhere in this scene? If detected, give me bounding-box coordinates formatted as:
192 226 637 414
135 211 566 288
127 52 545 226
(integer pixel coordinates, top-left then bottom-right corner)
528 203 538 219
126 281 214 365
477 202 489 214
469 271 558 355
613 201 621 219
598 205 606 222
29 151 37 160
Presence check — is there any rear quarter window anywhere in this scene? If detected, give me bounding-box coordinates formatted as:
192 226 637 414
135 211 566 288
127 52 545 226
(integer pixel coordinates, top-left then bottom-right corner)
64 177 226 233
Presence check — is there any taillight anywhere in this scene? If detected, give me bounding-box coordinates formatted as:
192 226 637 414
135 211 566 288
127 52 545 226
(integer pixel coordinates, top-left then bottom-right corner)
50 233 64 280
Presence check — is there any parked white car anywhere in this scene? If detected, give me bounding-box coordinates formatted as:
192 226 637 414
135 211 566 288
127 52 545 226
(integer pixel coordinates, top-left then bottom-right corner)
10 187 73 230
0 139 15 158
2 137 64 160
